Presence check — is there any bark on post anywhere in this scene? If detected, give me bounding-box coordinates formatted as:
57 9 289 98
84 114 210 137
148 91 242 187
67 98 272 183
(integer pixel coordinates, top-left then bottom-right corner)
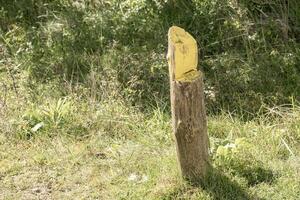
167 26 209 181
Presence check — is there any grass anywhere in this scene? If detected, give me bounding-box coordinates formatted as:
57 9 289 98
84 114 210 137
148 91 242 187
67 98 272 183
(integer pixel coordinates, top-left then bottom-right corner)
0 86 299 199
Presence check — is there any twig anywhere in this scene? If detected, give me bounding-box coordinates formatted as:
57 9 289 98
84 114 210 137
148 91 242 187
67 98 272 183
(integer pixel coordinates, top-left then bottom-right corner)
281 138 295 157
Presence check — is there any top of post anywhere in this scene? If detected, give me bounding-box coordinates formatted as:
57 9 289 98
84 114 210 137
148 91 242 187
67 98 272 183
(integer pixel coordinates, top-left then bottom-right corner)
167 26 199 81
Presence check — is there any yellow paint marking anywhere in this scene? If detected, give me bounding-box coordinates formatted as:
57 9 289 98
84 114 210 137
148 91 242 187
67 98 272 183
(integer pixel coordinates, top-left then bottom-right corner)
176 70 201 82
168 26 198 80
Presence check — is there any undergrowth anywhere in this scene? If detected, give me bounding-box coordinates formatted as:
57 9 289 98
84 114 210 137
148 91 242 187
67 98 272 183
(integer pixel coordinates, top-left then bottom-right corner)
1 0 300 113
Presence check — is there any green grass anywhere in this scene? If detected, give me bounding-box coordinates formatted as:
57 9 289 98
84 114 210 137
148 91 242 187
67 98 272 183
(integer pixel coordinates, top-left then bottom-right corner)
0 88 299 199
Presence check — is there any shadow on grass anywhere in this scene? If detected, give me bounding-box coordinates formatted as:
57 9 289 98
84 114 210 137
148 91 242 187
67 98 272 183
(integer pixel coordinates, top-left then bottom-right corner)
162 166 267 200
236 166 275 186
198 167 265 200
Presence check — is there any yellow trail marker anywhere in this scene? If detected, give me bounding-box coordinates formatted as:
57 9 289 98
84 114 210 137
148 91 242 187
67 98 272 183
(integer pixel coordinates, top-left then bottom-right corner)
167 26 199 81
167 26 209 182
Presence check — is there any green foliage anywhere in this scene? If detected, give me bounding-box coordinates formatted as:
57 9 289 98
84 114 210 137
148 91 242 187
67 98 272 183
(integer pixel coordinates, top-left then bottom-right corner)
16 97 75 139
214 137 274 186
1 0 300 112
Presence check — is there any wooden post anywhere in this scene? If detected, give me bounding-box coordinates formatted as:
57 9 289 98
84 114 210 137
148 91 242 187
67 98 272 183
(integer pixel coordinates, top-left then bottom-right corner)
167 26 209 181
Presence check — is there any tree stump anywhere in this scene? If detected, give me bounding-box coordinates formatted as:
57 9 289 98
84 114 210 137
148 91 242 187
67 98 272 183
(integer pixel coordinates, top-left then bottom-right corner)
167 26 209 181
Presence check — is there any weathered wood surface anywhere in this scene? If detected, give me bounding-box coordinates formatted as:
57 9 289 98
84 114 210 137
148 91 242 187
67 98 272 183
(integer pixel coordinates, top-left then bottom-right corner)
167 26 209 181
